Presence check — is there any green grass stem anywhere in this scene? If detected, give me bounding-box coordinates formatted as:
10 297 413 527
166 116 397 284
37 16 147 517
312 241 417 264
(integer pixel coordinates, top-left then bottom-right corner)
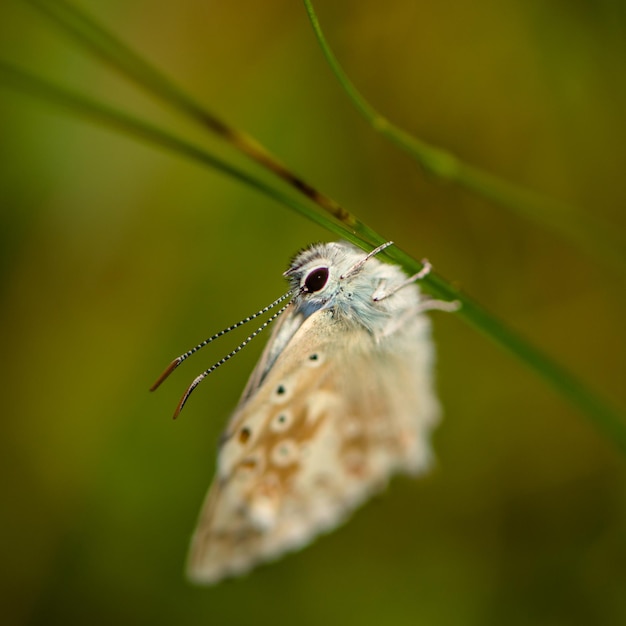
302 0 626 273
1 4 624 456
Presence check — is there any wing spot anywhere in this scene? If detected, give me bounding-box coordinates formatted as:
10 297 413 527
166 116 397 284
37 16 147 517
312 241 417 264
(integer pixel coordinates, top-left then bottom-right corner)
271 382 293 403
306 351 324 367
238 427 252 444
271 439 299 467
248 496 278 531
271 410 293 433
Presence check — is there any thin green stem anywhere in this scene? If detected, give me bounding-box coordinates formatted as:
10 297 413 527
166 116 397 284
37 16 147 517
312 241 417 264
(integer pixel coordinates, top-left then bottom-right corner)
302 0 626 273
0 62 350 242
1 60 625 456
388 247 626 454
25 0 360 231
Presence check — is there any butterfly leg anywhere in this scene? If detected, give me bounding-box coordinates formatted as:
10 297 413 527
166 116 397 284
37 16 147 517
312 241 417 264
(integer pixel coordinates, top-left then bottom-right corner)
372 259 432 302
341 241 394 280
378 298 460 339
416 297 461 314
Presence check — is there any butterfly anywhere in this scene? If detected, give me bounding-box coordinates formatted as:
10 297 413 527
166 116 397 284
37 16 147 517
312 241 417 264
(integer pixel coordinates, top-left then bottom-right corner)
152 241 455 585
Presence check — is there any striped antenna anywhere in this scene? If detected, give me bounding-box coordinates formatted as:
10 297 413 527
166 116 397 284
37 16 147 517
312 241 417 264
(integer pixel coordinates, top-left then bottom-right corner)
340 241 394 280
171 300 292 419
150 289 293 393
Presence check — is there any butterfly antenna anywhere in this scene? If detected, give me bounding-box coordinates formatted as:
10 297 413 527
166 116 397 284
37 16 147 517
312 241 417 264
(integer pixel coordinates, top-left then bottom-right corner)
150 290 293 391
340 241 394 279
171 300 292 419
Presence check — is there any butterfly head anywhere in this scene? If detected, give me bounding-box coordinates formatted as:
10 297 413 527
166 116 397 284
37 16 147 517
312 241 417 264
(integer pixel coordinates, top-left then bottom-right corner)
283 241 391 318
285 242 346 304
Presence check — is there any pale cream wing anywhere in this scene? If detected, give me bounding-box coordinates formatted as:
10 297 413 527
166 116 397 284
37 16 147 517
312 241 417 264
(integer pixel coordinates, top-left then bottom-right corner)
237 301 303 404
187 308 438 585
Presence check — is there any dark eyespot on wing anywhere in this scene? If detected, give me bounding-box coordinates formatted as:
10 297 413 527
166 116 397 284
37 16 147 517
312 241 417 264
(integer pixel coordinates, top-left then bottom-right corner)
238 427 251 444
271 411 292 433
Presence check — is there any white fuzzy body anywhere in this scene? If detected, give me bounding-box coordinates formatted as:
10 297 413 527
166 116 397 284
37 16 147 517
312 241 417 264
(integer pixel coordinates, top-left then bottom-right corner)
187 242 440 584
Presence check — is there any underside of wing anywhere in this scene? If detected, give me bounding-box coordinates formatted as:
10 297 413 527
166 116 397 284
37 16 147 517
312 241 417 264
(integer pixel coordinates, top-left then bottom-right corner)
187 308 438 584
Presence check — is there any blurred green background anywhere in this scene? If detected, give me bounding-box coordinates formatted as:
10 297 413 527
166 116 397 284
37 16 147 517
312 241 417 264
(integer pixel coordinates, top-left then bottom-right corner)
1 1 625 625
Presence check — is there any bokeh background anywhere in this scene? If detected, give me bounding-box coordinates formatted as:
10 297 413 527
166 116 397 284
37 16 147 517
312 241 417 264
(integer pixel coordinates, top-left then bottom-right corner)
1 1 625 625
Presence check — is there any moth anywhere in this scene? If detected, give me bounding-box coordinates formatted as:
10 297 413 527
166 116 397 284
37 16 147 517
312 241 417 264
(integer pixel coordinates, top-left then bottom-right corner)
153 240 453 585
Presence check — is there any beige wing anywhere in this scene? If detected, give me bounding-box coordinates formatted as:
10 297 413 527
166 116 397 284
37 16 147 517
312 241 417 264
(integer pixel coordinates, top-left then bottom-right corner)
187 307 439 584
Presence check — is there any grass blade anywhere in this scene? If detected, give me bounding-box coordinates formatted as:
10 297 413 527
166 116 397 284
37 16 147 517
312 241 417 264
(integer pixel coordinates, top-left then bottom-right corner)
1 59 624 456
302 0 626 273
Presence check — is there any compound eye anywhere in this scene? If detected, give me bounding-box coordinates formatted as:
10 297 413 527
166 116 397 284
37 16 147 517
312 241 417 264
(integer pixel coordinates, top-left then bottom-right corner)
304 267 329 293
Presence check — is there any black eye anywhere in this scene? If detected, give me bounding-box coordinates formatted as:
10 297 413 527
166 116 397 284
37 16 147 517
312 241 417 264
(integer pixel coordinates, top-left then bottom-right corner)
304 267 329 293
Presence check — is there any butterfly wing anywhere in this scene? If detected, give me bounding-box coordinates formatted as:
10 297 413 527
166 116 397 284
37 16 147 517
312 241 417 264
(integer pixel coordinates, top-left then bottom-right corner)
186 305 438 584
236 301 304 403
